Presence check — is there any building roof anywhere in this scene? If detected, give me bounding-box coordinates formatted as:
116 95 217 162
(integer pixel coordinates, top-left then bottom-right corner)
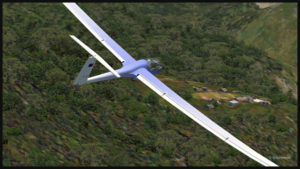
228 100 239 104
206 104 215 109
253 98 264 102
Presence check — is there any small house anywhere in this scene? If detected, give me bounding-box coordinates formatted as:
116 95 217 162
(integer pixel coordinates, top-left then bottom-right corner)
253 98 271 105
219 88 228 92
226 100 239 107
260 100 271 105
193 86 201 92
236 97 249 102
205 104 215 110
253 98 262 103
201 96 213 101
246 96 254 102
202 87 208 91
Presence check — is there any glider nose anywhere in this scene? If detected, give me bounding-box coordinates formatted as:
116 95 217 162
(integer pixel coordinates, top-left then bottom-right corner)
146 58 163 73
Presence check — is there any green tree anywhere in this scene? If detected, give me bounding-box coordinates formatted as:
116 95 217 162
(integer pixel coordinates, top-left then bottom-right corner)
3 57 28 83
221 115 232 126
103 121 114 135
268 114 276 124
45 68 69 84
3 89 24 111
3 126 23 136
184 89 192 100
144 117 160 130
155 130 184 158
144 93 159 105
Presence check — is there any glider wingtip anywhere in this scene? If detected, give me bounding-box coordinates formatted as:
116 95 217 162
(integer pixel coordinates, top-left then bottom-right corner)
63 2 75 5
69 35 76 40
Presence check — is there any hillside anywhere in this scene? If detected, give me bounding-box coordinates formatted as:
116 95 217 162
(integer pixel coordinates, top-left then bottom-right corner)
236 3 297 98
3 2 297 166
3 74 298 166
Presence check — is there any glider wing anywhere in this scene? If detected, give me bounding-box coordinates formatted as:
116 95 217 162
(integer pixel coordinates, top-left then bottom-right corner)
63 2 136 64
135 68 277 167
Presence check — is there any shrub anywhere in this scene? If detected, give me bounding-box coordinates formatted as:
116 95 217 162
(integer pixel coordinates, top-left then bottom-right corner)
103 121 114 135
45 68 69 84
226 148 239 157
162 148 173 157
144 93 159 105
221 115 232 126
144 117 160 130
271 94 281 104
211 156 221 165
96 85 115 101
279 95 288 102
275 125 289 132
3 89 24 111
3 57 28 83
4 126 23 136
128 111 138 120
268 114 276 124
184 89 192 100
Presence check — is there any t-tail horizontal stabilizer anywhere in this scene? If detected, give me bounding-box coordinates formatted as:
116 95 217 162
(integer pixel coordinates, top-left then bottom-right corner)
69 35 121 78
73 56 96 85
70 34 121 85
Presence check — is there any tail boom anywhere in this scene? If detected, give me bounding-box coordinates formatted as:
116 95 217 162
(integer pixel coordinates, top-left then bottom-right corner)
86 72 117 84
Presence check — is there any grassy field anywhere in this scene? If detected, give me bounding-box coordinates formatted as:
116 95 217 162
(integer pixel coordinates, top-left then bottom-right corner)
237 3 297 69
159 75 237 100
236 3 297 97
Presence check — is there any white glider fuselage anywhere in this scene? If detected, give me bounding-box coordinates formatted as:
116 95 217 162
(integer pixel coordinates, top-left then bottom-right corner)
86 59 148 84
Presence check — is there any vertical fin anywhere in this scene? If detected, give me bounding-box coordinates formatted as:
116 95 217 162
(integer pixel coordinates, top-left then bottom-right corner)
73 56 96 85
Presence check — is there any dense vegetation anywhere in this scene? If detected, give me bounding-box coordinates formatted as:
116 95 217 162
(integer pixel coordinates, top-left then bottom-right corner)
3 3 297 166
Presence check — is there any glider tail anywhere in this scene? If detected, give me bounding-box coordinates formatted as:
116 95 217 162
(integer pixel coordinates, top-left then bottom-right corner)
70 35 121 86
73 56 96 85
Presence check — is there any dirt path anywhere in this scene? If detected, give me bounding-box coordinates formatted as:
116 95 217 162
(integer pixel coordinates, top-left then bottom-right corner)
284 114 297 129
255 3 281 9
194 91 236 101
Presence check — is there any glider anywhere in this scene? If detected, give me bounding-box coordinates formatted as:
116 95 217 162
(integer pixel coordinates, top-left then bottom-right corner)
63 2 278 166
